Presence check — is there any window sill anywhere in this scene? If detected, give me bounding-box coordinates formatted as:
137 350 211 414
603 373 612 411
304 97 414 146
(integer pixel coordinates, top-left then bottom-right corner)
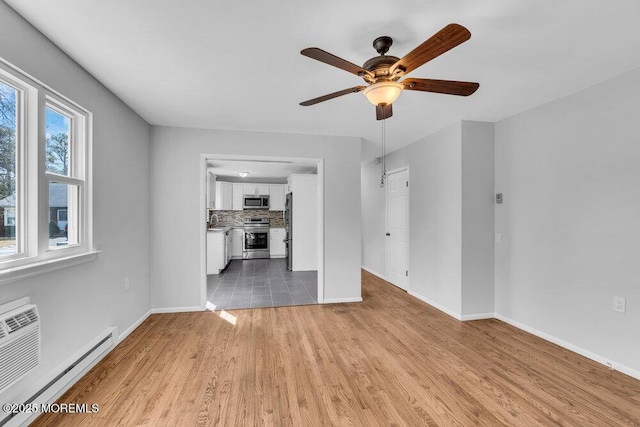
0 250 101 286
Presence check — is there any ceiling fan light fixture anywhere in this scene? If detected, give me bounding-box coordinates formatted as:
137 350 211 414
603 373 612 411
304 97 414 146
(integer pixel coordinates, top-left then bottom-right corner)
238 171 249 178
363 81 403 106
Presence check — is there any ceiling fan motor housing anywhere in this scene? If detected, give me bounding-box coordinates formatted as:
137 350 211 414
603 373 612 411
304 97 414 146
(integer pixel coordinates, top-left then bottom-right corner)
361 36 404 83
362 55 401 83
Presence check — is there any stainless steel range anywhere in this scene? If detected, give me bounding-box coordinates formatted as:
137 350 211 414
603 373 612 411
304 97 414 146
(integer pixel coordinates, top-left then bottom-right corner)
243 218 270 259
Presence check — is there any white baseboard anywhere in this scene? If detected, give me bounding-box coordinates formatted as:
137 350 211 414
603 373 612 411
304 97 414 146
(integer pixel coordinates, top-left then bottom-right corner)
408 290 462 321
323 297 363 304
494 313 640 381
460 312 495 321
361 266 387 281
150 306 205 314
118 310 152 343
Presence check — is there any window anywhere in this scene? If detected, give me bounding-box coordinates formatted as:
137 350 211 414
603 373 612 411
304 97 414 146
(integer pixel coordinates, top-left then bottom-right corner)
0 58 93 280
45 101 84 250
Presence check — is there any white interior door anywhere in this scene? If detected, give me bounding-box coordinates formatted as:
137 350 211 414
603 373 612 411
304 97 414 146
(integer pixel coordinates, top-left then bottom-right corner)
386 168 409 290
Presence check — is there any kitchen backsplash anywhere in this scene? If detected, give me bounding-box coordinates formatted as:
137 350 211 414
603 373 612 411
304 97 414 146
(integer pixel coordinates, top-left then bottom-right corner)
207 210 284 228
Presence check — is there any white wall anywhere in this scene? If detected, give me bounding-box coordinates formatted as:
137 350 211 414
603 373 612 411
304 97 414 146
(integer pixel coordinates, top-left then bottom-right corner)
495 68 640 375
150 126 361 309
0 2 151 409
461 121 495 317
361 121 495 319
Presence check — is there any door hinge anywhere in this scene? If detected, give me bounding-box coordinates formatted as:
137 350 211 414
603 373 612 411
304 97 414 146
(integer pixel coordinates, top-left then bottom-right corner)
406 181 409 187
405 270 409 277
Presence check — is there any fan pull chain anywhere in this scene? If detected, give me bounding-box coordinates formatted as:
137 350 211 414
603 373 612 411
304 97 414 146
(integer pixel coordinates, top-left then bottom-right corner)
380 107 387 188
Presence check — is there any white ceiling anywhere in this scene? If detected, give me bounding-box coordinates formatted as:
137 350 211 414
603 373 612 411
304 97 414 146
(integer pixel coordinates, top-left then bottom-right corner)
206 159 317 180
6 0 640 162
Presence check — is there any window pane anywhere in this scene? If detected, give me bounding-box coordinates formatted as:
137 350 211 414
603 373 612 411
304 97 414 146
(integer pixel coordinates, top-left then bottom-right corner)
49 182 79 248
45 106 71 176
0 80 18 258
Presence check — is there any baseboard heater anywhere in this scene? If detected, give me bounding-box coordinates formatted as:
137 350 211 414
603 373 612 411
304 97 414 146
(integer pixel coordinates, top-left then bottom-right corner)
0 322 116 427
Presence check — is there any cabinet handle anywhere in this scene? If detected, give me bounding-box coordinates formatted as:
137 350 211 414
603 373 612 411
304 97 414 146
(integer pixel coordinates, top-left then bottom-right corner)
385 233 391 236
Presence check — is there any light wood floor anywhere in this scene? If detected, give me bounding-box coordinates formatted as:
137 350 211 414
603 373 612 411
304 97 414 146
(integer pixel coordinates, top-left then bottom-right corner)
33 271 640 426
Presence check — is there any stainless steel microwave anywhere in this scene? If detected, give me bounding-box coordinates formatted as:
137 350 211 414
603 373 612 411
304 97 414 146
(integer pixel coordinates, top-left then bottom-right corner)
243 195 269 210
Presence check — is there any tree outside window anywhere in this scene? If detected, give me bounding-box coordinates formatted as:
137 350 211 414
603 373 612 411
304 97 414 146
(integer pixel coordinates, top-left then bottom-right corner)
45 106 70 176
0 80 17 256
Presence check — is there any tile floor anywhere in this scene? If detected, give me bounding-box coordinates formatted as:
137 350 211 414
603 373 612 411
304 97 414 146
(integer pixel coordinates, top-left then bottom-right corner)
207 258 318 310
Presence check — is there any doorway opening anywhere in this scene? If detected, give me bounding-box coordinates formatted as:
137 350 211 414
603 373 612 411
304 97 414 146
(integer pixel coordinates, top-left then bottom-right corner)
200 155 324 310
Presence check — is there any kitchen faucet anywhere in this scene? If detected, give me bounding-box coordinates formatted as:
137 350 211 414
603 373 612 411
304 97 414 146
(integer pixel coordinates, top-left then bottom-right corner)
210 213 219 227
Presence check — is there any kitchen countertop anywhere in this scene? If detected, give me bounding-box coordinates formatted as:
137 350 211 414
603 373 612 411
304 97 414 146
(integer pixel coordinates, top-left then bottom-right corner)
207 227 232 232
207 226 285 231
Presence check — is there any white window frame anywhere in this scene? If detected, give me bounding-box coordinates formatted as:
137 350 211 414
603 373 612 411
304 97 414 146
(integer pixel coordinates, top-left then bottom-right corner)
0 58 96 284
43 96 87 253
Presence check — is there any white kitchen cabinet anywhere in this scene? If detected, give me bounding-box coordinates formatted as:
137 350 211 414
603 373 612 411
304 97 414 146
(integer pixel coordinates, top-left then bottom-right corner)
269 228 286 257
269 184 285 211
231 228 244 258
244 184 269 196
215 182 233 210
206 172 216 208
232 183 244 211
207 230 227 274
226 231 232 265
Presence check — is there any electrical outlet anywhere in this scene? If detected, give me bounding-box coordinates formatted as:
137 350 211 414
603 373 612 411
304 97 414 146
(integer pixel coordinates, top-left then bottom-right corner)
124 277 130 292
495 233 502 244
613 296 626 313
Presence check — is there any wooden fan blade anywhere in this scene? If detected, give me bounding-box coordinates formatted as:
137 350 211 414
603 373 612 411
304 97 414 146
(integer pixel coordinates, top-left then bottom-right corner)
301 48 374 78
376 104 393 120
300 86 366 106
402 78 479 96
390 24 471 75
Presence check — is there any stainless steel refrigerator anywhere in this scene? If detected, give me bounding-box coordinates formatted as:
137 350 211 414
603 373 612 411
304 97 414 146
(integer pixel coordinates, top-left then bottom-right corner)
284 192 293 270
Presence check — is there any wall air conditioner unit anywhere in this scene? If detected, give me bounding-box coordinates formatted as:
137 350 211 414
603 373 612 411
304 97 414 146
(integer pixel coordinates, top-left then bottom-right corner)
0 301 40 393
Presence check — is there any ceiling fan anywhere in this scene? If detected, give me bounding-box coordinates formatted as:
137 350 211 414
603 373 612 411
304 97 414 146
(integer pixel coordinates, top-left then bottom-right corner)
299 23 479 120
